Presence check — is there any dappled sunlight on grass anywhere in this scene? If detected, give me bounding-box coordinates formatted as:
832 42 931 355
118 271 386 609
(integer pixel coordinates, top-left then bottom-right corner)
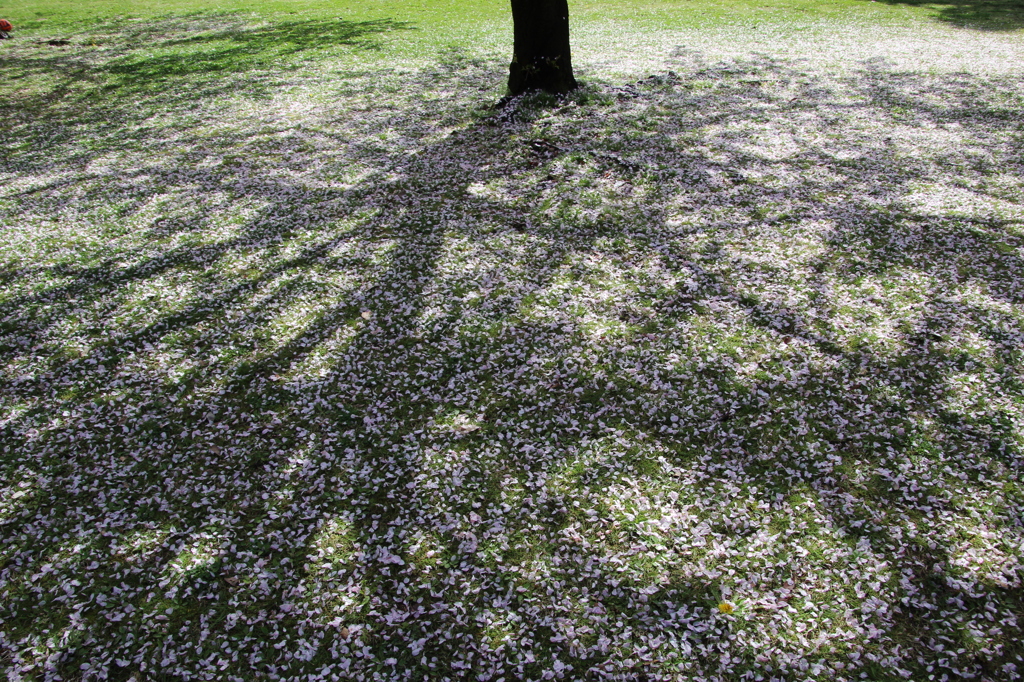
1 9 1024 681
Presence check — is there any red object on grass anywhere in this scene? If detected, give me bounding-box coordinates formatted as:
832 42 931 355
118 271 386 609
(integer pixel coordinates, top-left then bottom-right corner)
0 19 13 32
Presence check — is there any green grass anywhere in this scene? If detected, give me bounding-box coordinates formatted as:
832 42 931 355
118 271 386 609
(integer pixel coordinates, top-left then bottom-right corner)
2 0 1023 35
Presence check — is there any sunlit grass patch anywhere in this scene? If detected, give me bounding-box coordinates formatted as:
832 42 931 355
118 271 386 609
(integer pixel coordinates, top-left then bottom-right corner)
161 533 222 589
303 514 361 598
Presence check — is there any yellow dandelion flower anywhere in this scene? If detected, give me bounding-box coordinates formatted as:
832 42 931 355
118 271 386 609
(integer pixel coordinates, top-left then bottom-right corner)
718 601 736 614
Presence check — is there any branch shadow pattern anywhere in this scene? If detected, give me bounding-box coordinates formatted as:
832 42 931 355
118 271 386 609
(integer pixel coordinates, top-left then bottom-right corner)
104 16 412 83
1 23 1024 681
0 13 412 164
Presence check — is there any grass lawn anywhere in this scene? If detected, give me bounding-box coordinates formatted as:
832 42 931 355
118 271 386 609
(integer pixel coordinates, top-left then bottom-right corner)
1 0 1023 680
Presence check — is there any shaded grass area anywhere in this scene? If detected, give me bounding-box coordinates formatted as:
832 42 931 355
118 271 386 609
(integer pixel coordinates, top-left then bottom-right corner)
102 17 412 81
0 15 416 158
873 0 1024 30
1 9 1023 682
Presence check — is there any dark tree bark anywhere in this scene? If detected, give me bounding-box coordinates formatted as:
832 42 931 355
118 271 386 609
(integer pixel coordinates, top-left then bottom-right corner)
508 0 578 96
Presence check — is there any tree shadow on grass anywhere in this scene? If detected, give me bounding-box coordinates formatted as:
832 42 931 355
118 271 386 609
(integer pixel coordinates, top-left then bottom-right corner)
105 16 413 84
0 12 413 166
1 22 1023 680
868 0 1024 31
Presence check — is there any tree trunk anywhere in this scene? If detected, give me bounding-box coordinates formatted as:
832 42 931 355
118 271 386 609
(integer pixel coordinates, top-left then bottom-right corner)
508 0 578 96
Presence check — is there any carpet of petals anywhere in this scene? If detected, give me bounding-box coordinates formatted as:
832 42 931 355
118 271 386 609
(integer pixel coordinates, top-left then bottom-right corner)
1 13 1023 682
